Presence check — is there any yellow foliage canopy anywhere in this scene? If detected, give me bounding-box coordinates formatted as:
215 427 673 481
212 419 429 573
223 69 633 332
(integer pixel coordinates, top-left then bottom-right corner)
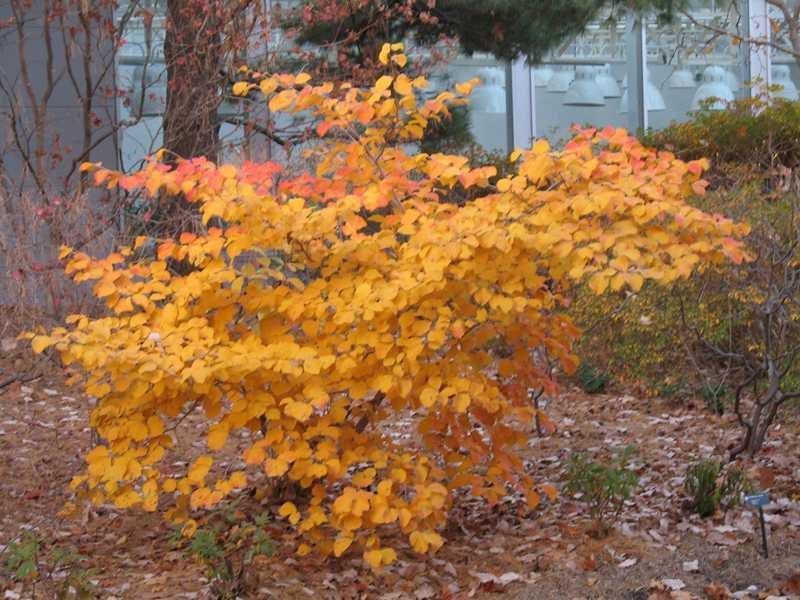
36 42 748 566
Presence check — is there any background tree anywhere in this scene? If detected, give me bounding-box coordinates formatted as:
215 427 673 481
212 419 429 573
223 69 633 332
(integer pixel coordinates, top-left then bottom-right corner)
679 0 800 66
281 0 685 82
573 98 800 458
0 0 140 324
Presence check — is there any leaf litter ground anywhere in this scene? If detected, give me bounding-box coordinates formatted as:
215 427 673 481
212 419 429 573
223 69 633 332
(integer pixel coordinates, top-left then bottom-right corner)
1 343 798 599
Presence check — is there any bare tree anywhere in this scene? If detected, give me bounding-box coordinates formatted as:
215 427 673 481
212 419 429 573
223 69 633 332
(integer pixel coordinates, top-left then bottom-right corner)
680 170 800 459
0 0 146 324
679 0 800 65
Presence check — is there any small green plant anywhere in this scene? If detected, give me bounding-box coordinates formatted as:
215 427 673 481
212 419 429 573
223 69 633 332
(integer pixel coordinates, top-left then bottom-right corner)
656 379 687 400
3 530 39 581
685 460 753 518
700 382 729 415
50 546 97 600
173 500 276 599
576 361 610 394
2 530 96 598
190 528 226 564
563 445 639 535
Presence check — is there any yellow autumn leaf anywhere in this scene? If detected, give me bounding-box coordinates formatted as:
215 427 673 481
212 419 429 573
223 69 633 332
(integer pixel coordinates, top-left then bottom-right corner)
259 78 277 96
244 445 266 465
207 423 229 450
232 81 251 97
264 458 289 477
391 53 408 68
269 90 295 112
455 80 477 95
128 420 148 441
393 74 413 96
284 400 313 422
187 455 213 484
496 178 512 192
219 164 237 179
147 415 164 437
588 273 609 294
31 335 53 354
95 279 116 298
378 43 391 65
409 531 428 553
374 75 393 94
333 536 353 557
627 272 645 292
352 467 376 488
363 548 395 569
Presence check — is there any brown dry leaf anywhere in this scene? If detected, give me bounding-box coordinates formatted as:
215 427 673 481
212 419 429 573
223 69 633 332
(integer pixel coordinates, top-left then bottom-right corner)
781 573 800 595
706 531 741 546
472 571 524 594
414 583 436 599
662 579 686 591
1 337 18 353
703 582 734 600
669 593 699 600
581 553 597 572
755 466 777 488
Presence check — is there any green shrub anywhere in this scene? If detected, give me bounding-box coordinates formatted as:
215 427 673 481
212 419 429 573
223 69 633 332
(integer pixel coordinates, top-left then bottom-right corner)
563 446 639 533
700 382 729 415
2 531 96 598
575 360 610 394
641 97 800 178
656 379 688 401
171 500 276 599
569 277 718 395
571 99 800 456
571 128 800 400
3 531 39 581
685 460 752 518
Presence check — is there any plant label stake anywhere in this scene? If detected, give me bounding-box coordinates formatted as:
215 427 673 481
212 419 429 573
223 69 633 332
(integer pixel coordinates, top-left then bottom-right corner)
744 493 770 558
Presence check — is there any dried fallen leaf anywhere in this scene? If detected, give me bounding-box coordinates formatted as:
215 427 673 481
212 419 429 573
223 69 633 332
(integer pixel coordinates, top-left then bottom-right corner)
682 560 699 573
662 579 686 591
669 592 698 600
781 573 800 595
582 554 597 572
471 571 524 593
1 338 18 353
703 582 733 600
619 558 638 568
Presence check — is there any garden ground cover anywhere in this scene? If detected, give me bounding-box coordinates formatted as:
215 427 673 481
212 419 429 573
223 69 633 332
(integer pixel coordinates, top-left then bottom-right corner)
1 341 798 599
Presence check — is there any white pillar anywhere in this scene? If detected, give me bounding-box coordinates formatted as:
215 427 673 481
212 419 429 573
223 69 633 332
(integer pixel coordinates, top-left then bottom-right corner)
510 57 536 149
625 8 647 132
747 0 771 98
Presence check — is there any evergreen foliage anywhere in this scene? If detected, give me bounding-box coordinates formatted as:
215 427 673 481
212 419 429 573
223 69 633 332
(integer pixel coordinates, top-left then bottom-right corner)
288 0 685 64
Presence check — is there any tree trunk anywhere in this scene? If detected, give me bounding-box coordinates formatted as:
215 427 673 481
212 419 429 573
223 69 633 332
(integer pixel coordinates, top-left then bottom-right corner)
747 395 782 456
730 388 784 460
163 0 222 160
